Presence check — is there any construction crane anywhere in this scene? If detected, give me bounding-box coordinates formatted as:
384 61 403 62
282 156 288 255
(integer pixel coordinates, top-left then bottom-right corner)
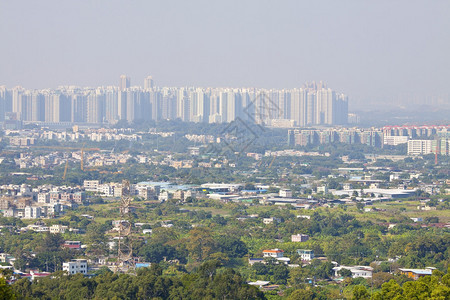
62 160 69 180
269 156 276 168
80 143 86 171
31 144 101 172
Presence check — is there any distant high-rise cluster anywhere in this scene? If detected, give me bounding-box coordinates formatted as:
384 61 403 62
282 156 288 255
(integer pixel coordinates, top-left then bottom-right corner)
0 77 348 126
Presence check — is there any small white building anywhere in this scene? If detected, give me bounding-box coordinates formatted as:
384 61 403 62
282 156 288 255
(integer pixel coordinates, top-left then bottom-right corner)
317 186 328 194
279 189 292 198
84 180 100 192
332 266 373 279
297 215 311 220
410 217 423 222
263 217 281 225
38 193 50 203
24 206 42 219
262 249 290 264
63 259 88 275
158 191 170 202
50 224 68 234
297 249 314 261
98 184 114 197
263 249 284 258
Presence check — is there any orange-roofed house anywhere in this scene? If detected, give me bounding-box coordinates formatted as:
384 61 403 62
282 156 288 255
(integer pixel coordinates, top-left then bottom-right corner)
263 249 284 258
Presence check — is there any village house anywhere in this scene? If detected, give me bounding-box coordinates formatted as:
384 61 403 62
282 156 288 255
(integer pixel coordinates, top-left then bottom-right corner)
291 234 309 242
63 259 88 275
297 249 314 261
333 266 373 279
399 268 434 280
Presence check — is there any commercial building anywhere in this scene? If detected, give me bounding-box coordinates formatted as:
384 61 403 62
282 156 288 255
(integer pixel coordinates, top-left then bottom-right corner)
407 140 435 155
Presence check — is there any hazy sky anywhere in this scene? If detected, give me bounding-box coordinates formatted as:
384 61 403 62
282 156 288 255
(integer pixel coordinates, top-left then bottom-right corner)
1 1 450 108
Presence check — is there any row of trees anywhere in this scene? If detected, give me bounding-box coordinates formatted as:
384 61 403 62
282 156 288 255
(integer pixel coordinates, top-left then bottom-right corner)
5 262 264 300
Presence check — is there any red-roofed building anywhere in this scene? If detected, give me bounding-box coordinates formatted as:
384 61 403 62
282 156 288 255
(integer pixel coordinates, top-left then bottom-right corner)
263 249 284 258
63 241 81 250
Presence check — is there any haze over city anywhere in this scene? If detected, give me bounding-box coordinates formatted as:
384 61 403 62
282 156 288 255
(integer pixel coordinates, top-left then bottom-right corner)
1 1 450 110
0 1 450 299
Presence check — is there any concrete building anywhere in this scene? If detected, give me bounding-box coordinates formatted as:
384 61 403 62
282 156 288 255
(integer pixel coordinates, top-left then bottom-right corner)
24 206 41 219
38 193 50 203
384 135 409 146
119 75 130 91
279 189 292 198
84 180 100 192
50 224 68 234
407 140 435 155
399 268 434 280
63 259 88 275
297 249 314 261
333 266 373 279
263 249 284 258
291 234 309 243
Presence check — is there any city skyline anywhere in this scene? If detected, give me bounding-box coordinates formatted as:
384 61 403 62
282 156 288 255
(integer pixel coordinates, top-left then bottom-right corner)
0 77 348 126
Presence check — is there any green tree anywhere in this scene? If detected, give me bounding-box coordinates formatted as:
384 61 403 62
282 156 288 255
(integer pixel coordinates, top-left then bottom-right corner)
216 236 248 258
380 279 404 300
186 227 217 262
288 289 316 300
352 285 370 300
403 280 431 299
0 277 15 300
339 268 353 278
85 222 108 255
272 264 289 284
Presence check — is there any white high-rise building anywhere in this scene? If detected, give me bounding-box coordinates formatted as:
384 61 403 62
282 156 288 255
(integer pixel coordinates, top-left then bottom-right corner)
144 76 154 90
119 75 130 91
407 140 436 155
105 89 118 123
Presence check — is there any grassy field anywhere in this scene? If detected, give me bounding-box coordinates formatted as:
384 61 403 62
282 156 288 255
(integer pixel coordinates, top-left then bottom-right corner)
348 199 450 223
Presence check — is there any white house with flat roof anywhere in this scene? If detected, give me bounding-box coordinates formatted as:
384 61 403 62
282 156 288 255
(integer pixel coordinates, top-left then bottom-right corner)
297 249 314 261
333 266 373 278
291 234 309 242
63 259 88 275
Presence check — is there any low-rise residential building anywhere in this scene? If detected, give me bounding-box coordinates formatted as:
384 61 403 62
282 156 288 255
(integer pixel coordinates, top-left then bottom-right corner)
333 266 373 278
24 206 42 219
50 224 68 234
279 189 292 198
263 249 284 259
263 217 281 225
63 259 88 275
63 241 82 250
0 253 14 264
262 249 290 264
84 180 100 192
37 193 50 203
297 249 314 261
73 192 86 204
399 268 434 280
291 234 309 243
